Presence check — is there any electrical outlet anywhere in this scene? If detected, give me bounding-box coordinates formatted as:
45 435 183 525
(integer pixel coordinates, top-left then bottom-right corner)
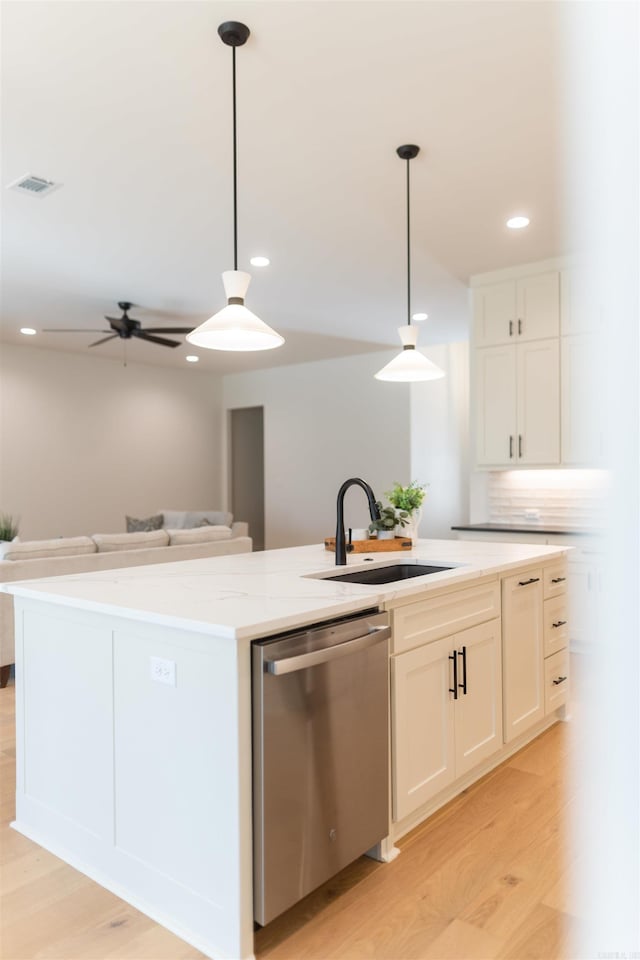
150 656 176 687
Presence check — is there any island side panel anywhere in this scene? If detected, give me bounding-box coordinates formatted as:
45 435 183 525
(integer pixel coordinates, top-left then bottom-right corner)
12 597 255 960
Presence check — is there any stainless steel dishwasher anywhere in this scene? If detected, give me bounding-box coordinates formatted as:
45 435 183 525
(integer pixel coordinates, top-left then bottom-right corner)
252 608 390 925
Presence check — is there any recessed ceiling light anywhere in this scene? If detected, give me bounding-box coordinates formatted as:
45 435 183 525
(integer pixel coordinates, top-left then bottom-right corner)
185 355 199 363
249 256 270 267
412 312 428 322
506 215 530 229
20 327 37 336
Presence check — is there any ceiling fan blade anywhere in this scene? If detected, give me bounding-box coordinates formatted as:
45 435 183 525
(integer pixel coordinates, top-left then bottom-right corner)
133 330 181 348
89 334 119 347
142 326 195 335
42 328 109 333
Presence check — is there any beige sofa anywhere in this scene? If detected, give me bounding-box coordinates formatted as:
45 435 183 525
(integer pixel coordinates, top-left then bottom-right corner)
0 522 252 686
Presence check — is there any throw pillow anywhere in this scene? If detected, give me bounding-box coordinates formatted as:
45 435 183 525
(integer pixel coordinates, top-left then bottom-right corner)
126 514 164 533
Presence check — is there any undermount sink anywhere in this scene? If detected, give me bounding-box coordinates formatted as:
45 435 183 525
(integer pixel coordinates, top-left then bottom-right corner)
323 563 455 585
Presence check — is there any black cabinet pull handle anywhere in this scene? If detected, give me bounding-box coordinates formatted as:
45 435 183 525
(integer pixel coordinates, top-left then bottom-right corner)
551 577 566 584
509 320 514 336
552 620 567 628
518 577 540 586
459 645 467 696
518 434 523 458
552 676 568 686
449 651 458 700
509 435 514 459
518 318 522 335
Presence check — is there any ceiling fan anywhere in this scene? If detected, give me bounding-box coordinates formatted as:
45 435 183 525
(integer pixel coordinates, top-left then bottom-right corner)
44 302 195 349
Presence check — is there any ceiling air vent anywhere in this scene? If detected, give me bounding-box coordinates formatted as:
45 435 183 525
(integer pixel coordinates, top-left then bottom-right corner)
7 174 61 198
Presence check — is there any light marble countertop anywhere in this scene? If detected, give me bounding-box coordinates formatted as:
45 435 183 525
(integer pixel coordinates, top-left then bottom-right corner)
2 539 570 642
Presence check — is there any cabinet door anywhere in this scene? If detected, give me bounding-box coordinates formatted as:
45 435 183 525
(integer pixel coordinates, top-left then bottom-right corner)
502 569 544 742
516 272 560 341
561 334 603 465
516 338 560 464
475 345 517 466
473 281 516 346
391 637 455 821
544 649 570 714
560 267 602 335
454 620 503 778
567 559 602 652
543 596 569 658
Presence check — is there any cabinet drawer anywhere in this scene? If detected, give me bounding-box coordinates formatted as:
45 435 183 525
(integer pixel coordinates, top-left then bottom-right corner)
392 580 500 654
544 649 570 714
543 596 569 657
543 560 568 598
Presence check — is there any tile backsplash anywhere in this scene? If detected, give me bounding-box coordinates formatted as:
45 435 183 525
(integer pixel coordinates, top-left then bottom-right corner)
488 470 607 529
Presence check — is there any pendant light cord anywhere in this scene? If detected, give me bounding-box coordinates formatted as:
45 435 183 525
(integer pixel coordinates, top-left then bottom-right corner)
232 45 238 271
406 156 411 326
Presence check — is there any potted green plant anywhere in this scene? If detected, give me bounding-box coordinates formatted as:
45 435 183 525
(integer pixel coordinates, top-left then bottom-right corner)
368 503 409 540
0 513 19 559
386 481 427 541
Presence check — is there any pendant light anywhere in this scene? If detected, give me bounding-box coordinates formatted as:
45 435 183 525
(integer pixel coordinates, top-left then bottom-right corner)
187 22 284 352
375 145 444 382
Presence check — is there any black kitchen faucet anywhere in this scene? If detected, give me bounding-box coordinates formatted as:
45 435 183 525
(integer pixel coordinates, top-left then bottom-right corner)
335 478 381 565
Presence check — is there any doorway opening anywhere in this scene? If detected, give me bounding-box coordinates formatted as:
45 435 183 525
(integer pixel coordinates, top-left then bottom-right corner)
229 406 265 551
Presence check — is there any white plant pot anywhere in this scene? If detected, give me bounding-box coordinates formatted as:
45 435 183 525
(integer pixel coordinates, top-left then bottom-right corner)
404 507 423 541
376 530 396 540
0 540 14 560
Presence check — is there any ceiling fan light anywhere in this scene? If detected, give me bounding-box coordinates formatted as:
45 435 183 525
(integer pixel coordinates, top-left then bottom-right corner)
186 300 284 352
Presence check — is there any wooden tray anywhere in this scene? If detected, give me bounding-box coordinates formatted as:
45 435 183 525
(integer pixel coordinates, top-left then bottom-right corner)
324 536 412 553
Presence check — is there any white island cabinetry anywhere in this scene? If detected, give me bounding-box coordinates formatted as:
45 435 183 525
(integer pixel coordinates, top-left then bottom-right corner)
390 579 502 821
5 539 571 960
502 567 545 741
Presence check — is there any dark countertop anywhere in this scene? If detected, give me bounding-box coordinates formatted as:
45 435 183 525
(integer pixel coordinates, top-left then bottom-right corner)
451 523 601 537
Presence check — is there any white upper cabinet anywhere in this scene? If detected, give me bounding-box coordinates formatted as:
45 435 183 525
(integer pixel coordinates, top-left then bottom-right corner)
474 345 517 465
471 259 574 468
516 338 560 464
516 272 560 341
473 281 517 346
473 271 560 347
560 268 602 335
475 339 559 467
561 334 603 465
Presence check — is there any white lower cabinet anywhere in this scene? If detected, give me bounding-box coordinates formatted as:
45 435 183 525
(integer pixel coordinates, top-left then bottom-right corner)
391 619 502 822
501 568 545 742
502 559 569 742
567 557 602 651
544 648 570 714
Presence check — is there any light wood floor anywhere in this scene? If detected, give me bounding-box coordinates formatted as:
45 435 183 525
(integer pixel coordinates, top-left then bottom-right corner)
0 673 582 960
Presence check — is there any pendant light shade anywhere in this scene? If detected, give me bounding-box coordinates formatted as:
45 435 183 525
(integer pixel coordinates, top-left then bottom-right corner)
375 325 445 381
186 22 284 353
187 271 284 351
375 144 444 383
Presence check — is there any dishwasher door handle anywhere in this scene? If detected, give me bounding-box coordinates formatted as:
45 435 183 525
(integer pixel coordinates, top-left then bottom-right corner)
266 625 391 675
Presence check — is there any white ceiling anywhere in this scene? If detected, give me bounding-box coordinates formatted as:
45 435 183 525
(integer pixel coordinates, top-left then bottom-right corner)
0 0 564 373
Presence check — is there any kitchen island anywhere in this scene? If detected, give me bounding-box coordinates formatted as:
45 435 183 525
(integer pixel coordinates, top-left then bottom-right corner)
4 539 570 960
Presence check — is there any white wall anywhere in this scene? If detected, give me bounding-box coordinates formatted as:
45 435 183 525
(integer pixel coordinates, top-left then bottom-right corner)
0 345 223 539
410 342 469 539
223 352 411 549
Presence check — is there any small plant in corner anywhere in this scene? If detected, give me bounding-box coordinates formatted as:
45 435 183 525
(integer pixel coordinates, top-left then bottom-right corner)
0 513 19 542
386 480 427 515
368 502 409 536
